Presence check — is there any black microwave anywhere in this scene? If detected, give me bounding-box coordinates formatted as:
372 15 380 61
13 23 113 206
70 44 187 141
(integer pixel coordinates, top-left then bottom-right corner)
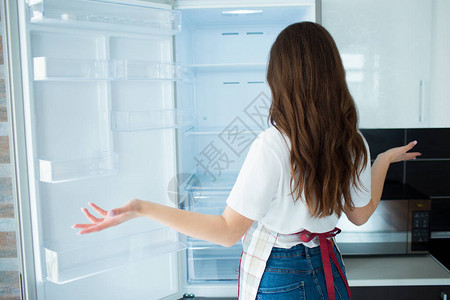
335 183 431 255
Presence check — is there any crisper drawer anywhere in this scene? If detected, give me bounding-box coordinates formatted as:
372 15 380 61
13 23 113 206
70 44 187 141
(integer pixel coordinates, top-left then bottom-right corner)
187 240 243 282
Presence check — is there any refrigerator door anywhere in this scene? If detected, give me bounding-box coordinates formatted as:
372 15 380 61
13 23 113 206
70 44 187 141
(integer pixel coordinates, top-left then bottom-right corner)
16 0 187 299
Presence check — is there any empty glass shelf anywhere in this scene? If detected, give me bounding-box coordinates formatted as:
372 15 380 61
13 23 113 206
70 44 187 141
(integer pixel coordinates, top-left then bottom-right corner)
39 152 119 183
184 174 238 214
33 57 183 81
110 109 192 131
187 239 242 282
185 172 238 192
183 126 262 136
27 0 181 35
187 190 228 215
44 227 185 284
187 63 267 72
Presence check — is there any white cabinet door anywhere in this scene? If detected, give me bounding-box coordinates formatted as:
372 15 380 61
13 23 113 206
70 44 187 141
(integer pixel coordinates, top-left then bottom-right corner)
322 0 432 128
429 0 450 128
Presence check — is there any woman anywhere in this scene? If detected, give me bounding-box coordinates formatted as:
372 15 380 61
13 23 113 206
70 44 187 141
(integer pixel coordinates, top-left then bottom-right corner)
73 22 420 299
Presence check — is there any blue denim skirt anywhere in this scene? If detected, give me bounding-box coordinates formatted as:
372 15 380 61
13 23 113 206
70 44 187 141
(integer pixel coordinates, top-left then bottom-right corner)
256 243 351 299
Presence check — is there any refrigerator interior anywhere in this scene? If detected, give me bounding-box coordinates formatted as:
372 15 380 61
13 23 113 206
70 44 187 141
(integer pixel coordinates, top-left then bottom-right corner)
18 0 315 298
174 3 315 294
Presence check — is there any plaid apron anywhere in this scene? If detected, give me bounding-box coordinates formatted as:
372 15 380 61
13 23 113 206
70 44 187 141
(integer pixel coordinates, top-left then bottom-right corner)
238 223 351 300
238 222 278 300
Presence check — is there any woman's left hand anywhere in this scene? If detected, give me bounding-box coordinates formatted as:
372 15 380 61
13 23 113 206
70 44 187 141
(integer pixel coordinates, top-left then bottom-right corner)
382 140 421 163
72 200 142 235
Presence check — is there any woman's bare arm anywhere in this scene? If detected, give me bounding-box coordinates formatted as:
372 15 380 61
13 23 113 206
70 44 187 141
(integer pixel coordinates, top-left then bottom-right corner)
345 141 421 226
122 202 253 247
73 202 254 247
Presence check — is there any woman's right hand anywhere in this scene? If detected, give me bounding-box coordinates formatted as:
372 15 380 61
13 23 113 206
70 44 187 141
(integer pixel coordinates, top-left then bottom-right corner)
381 140 422 163
72 199 143 235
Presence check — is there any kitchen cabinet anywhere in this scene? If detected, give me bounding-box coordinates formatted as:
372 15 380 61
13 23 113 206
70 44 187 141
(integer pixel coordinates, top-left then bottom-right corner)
322 0 450 128
428 0 450 128
345 255 450 300
351 286 450 300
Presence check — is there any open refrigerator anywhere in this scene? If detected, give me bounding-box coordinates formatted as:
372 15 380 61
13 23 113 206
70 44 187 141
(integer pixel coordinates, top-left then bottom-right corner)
12 0 316 298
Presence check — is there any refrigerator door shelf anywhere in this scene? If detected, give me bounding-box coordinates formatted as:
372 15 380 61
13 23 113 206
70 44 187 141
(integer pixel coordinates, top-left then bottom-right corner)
26 0 181 35
44 227 186 284
110 110 193 132
38 152 119 183
124 60 184 81
33 57 184 81
187 239 242 282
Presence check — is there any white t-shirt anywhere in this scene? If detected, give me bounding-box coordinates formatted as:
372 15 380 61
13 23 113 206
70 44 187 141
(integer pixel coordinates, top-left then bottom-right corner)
226 127 371 248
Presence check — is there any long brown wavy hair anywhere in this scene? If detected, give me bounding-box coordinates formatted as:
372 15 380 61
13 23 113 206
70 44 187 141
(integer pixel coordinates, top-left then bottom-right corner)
267 22 368 218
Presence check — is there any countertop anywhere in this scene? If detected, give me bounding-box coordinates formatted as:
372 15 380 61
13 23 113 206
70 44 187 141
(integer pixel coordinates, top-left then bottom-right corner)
345 254 450 286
